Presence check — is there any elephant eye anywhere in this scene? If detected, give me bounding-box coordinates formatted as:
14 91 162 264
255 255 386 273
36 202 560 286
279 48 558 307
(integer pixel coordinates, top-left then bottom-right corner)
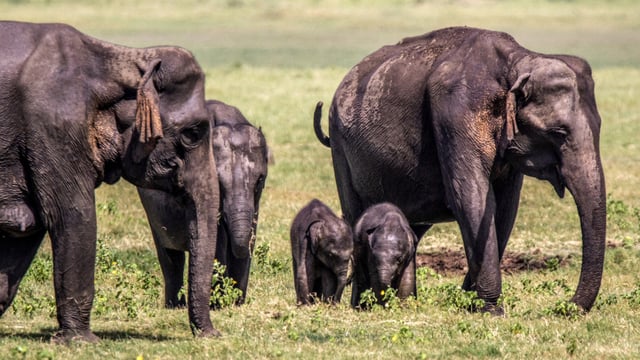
547 127 569 141
181 122 209 149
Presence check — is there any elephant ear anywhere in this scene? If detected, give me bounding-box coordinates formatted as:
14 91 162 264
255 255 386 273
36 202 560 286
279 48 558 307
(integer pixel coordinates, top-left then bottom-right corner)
306 220 324 256
133 59 164 162
500 72 531 156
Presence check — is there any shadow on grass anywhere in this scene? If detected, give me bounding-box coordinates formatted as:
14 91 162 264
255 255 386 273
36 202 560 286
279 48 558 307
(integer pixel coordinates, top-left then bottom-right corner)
0 327 175 342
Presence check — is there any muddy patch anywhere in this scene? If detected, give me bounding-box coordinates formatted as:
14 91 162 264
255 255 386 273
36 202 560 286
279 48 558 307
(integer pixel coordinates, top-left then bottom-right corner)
416 248 574 276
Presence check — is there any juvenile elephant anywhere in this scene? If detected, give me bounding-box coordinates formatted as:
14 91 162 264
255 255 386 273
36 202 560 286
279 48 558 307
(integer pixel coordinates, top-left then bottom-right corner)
315 27 606 313
352 203 418 308
290 199 353 305
0 21 219 342
138 99 268 307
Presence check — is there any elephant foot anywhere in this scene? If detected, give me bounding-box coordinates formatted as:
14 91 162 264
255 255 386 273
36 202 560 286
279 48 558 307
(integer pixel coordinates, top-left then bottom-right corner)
50 329 100 345
479 302 505 317
195 327 222 338
166 301 187 309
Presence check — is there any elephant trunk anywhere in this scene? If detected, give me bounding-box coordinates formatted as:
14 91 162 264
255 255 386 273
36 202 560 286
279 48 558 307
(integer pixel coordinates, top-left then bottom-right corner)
224 202 255 260
333 267 351 303
182 139 220 336
372 267 396 302
561 141 606 311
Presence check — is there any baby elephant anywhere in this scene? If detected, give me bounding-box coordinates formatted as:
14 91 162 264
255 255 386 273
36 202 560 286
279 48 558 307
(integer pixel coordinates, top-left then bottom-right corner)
351 203 418 308
290 199 354 305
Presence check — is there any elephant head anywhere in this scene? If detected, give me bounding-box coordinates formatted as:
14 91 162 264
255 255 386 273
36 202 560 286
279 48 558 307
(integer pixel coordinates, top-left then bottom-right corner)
307 218 354 303
504 55 606 310
120 48 219 337
209 100 268 261
353 203 417 306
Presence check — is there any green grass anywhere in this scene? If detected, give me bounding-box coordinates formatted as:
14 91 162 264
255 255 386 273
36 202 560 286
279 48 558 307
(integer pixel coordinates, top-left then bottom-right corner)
1 0 640 358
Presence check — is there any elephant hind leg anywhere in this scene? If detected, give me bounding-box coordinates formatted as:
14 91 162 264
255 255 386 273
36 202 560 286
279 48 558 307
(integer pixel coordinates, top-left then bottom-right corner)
0 230 46 316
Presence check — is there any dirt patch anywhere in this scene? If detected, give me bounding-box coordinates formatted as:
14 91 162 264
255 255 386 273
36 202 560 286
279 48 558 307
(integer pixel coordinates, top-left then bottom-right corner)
416 248 574 276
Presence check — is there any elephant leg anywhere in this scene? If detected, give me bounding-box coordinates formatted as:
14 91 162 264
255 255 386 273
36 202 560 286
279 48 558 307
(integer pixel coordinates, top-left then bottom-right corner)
0 230 46 316
451 183 502 312
226 253 251 305
293 253 315 305
318 267 337 303
493 170 524 260
152 229 186 308
461 170 523 291
397 257 417 299
331 146 364 226
350 253 370 308
434 134 502 312
47 197 100 343
212 224 230 309
410 224 432 241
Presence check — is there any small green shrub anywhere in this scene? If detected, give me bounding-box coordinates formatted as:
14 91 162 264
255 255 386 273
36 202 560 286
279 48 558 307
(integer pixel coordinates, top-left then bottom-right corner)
210 261 243 308
544 300 583 320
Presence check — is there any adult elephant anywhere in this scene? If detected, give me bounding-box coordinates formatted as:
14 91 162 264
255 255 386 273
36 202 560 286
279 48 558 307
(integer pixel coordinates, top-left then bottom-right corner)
315 26 606 313
0 21 219 342
138 99 268 307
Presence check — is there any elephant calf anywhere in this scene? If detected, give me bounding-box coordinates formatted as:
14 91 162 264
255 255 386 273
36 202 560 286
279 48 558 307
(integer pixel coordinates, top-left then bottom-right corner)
138 99 268 308
290 199 353 305
351 203 418 308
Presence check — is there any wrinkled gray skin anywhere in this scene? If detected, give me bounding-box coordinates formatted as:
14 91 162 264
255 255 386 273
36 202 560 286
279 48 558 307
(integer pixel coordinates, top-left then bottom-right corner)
0 21 219 342
315 27 606 313
138 99 268 307
290 199 353 305
352 203 418 308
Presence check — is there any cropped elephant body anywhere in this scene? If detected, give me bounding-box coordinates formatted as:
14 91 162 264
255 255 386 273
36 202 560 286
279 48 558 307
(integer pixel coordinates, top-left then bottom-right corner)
352 203 418 308
0 21 219 341
290 199 354 305
316 27 606 312
138 99 268 307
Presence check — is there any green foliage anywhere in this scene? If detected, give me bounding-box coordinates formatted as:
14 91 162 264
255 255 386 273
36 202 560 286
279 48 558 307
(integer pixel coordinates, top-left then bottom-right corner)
93 235 162 318
253 241 288 275
543 300 583 320
606 195 640 247
357 288 378 310
210 261 243 308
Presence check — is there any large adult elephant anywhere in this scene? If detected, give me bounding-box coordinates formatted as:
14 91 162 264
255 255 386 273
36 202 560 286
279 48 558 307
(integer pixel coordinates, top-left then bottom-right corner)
315 27 606 313
138 99 268 307
0 21 219 342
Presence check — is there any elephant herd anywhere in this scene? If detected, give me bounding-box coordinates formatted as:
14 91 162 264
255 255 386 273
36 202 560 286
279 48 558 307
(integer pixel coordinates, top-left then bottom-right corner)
0 21 605 343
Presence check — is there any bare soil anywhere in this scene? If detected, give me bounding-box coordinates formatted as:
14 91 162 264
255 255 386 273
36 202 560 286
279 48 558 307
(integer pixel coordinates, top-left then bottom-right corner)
416 248 574 276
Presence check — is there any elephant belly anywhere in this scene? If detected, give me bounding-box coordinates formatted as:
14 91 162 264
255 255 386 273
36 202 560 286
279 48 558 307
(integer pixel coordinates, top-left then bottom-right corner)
348 148 454 225
0 201 41 237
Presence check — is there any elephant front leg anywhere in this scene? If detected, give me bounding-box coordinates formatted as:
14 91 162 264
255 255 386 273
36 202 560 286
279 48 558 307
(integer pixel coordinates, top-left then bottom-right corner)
350 254 370 308
397 257 417 300
154 242 186 308
48 199 100 343
318 267 337 303
434 132 503 314
450 181 503 314
227 254 251 305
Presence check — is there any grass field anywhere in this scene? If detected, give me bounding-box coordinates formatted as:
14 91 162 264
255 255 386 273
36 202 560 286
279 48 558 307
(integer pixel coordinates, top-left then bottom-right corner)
1 0 640 358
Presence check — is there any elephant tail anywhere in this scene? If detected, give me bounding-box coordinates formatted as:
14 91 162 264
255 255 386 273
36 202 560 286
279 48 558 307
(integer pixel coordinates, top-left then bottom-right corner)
314 101 331 148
